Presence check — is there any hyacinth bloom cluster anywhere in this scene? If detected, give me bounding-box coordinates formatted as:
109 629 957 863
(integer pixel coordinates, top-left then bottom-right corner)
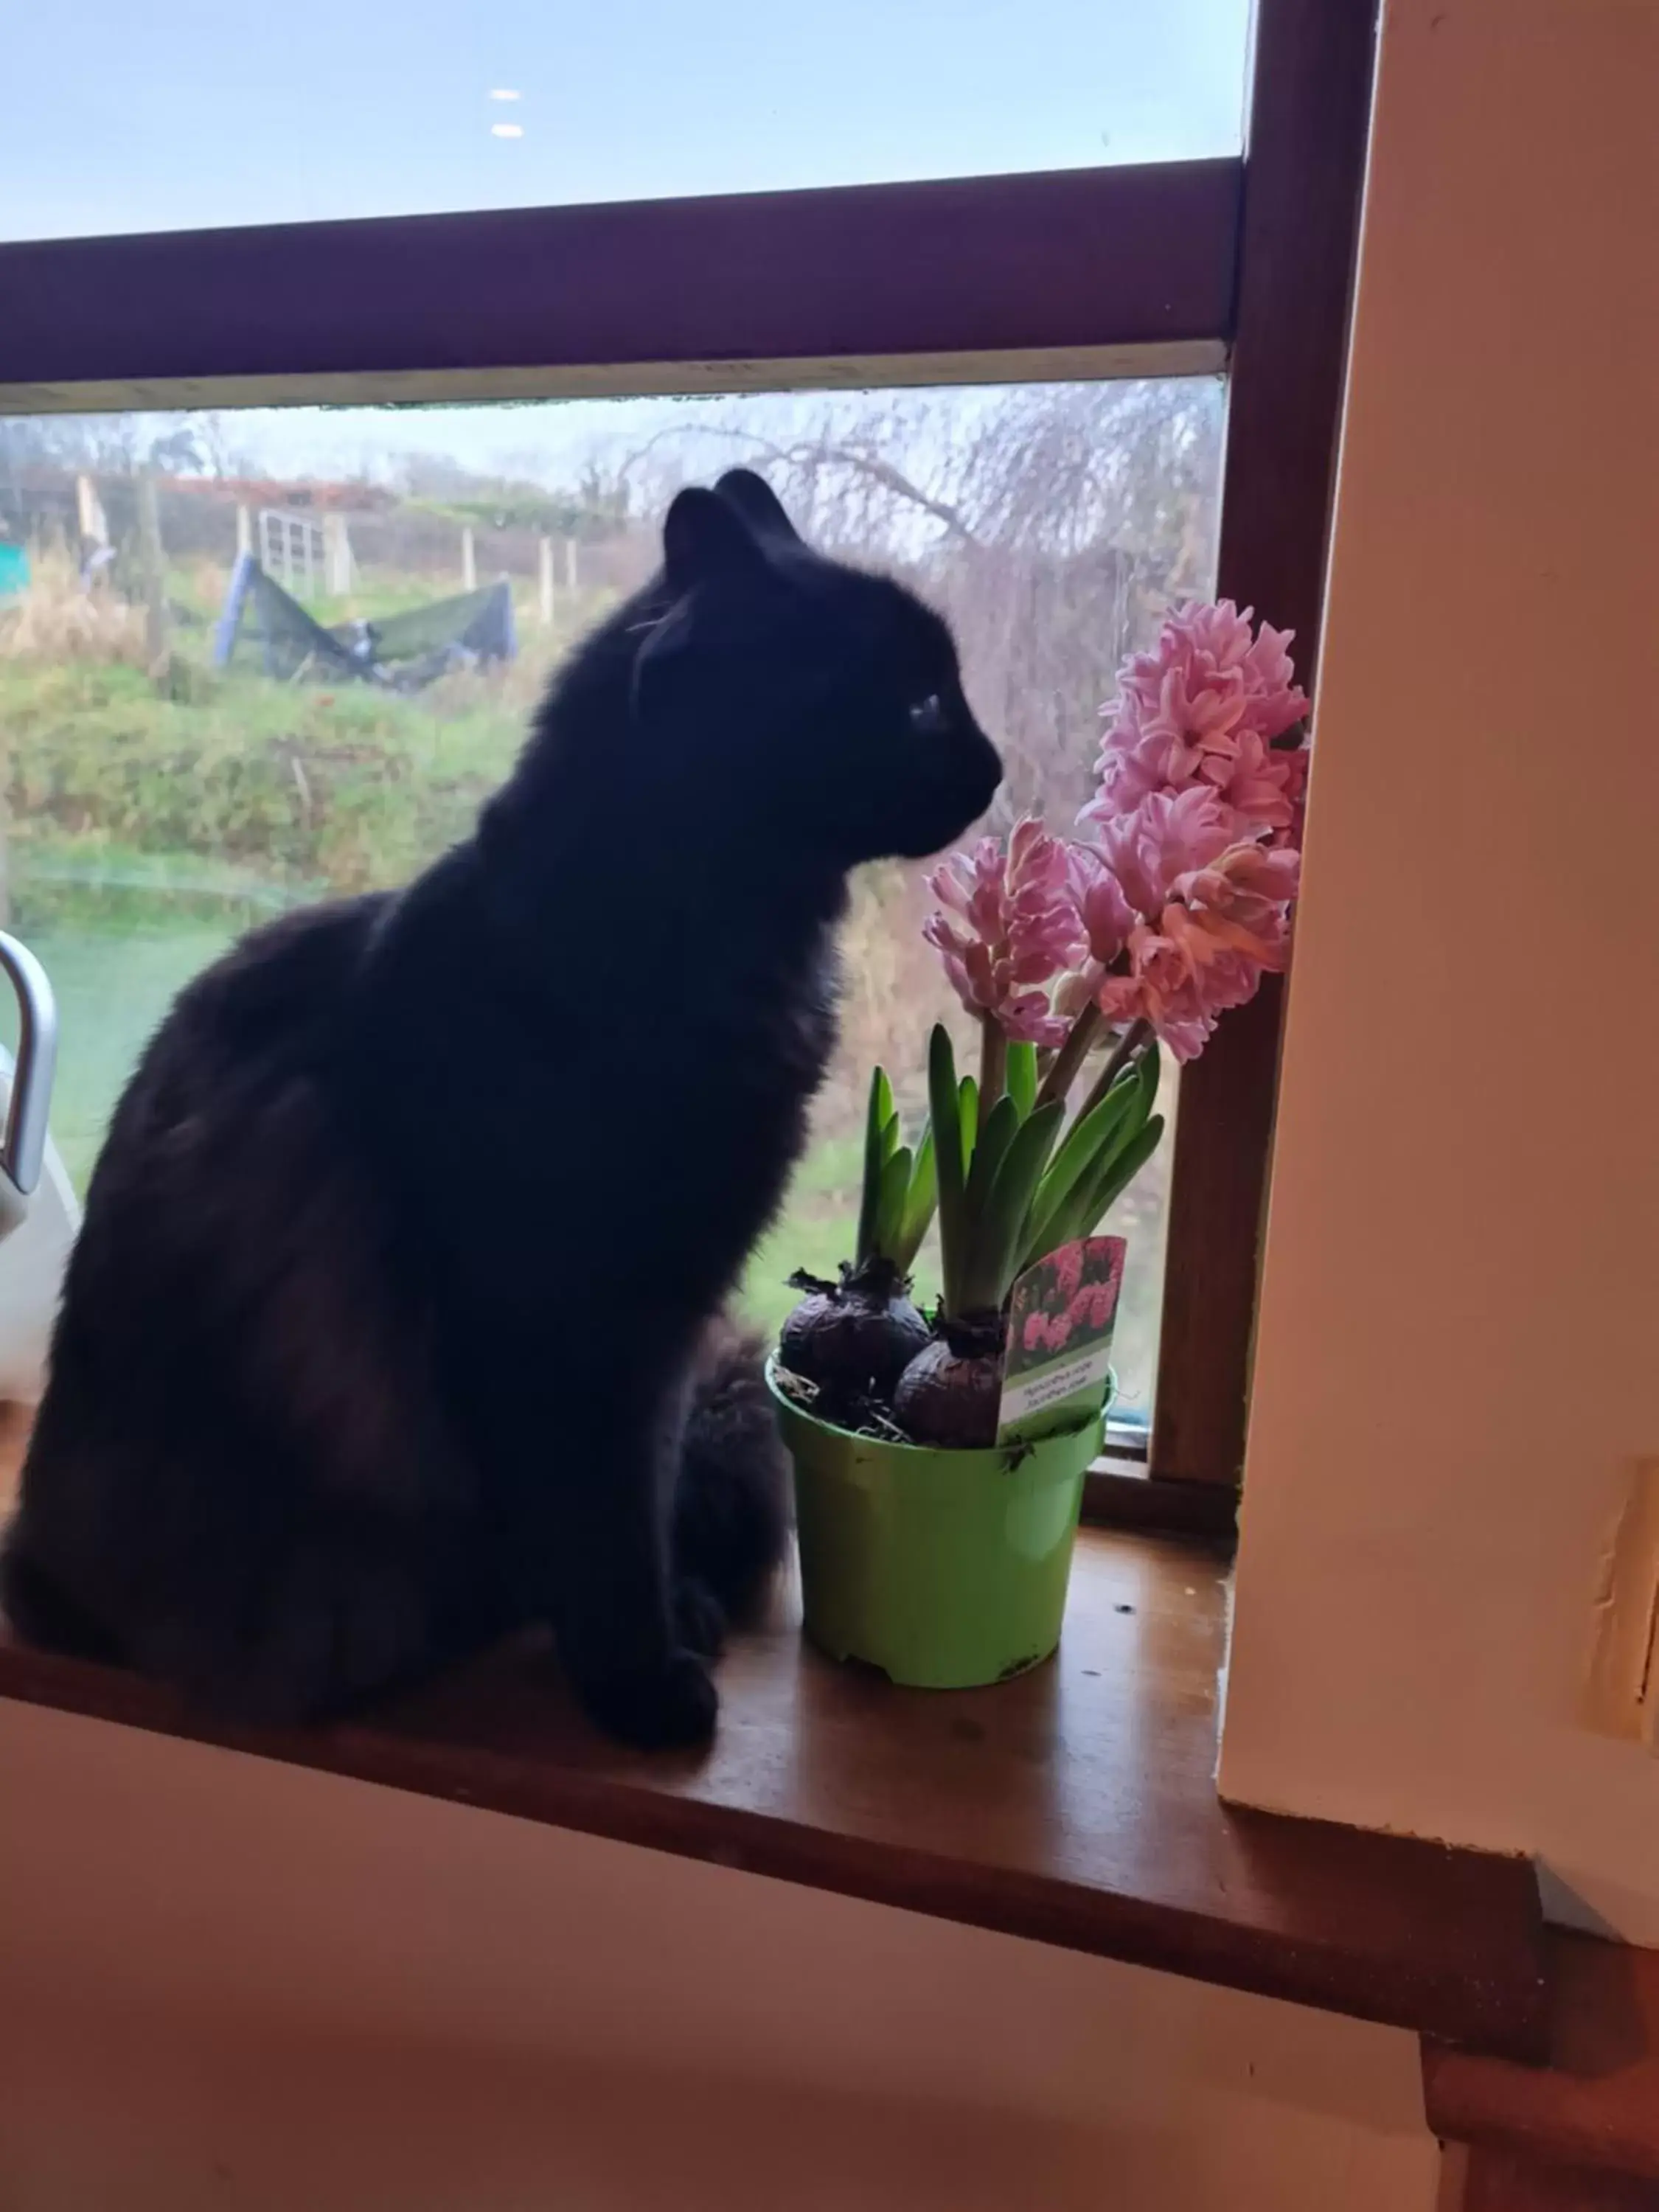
1084 597 1308 839
1084 786 1301 1061
925 601 1307 1068
922 817 1085 1047
1021 1279 1120 1357
1016 1242 1125 1356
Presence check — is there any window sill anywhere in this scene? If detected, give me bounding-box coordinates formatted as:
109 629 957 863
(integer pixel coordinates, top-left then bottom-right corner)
0 1492 1545 2059
1425 1930 1659 2183
1084 1461 1239 1537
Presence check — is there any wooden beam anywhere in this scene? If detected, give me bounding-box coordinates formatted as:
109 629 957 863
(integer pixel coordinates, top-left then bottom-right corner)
1425 1932 1659 2184
0 162 1239 409
1462 2149 1659 2210
1151 0 1382 1486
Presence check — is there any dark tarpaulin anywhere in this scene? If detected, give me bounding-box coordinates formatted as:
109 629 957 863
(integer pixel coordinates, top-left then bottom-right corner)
213 555 515 689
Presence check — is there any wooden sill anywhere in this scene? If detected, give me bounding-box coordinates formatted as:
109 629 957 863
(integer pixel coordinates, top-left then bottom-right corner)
0 1491 1545 2058
1084 1462 1239 1539
1426 1931 1659 2183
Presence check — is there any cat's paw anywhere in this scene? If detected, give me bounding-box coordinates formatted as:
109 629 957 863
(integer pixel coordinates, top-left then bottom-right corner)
674 1576 728 1659
578 1649 718 1750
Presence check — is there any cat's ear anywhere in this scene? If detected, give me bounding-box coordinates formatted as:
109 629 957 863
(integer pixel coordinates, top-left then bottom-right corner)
714 469 800 544
662 486 766 591
630 597 697 732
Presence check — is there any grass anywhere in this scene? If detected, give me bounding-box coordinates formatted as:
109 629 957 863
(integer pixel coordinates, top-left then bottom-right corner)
0 658 530 899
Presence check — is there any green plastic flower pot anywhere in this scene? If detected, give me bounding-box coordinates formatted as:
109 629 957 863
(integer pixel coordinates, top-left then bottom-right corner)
767 1361 1104 1689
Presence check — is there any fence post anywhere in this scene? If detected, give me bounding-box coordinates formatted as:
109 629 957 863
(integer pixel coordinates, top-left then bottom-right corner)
236 503 253 560
538 535 555 626
136 465 170 669
563 537 578 593
462 526 477 592
75 473 108 549
323 512 352 596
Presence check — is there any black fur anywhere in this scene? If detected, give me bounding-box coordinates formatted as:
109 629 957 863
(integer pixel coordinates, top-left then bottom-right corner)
0 472 1001 1747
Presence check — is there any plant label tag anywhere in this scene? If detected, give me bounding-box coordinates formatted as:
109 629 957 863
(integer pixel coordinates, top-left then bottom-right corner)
996 1236 1126 1446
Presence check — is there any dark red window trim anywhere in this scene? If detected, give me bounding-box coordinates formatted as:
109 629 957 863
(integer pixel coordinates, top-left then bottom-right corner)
0 161 1236 403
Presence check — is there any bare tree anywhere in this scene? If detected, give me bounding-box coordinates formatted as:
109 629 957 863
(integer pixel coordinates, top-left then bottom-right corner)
615 379 1223 826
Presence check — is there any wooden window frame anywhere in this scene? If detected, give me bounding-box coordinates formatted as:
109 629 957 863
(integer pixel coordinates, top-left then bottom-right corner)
0 0 1378 1516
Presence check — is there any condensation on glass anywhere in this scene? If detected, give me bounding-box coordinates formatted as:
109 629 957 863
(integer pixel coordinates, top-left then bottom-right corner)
4 0 1248 243
0 379 1223 1423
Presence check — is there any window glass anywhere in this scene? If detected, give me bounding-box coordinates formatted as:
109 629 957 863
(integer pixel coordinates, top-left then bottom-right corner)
0 379 1222 1427
6 0 1249 243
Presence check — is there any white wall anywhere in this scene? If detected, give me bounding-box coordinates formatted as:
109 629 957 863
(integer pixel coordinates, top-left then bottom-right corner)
1221 0 1659 1939
0 1697 1439 2212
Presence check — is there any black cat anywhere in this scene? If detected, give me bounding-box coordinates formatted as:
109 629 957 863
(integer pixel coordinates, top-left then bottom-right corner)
0 470 1001 1747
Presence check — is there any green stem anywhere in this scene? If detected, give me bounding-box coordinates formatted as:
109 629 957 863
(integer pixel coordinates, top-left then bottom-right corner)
1034 998 1103 1111
1074 1017 1152 1121
977 1017 1006 1136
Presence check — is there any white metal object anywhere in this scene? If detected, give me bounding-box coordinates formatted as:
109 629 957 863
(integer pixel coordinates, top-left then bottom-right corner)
0 935 75 1401
0 933 58 1245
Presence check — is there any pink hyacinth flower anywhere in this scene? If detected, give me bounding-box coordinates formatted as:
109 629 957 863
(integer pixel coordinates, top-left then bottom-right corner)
925 817 1086 1046
1049 1241 1085 1305
1065 1280 1119 1332
1088 786 1238 922
1096 902 1285 1061
1066 844 1136 967
1166 841 1301 970
1084 599 1310 844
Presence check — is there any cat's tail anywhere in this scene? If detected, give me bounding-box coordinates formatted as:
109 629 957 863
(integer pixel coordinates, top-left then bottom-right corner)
672 1316 790 1635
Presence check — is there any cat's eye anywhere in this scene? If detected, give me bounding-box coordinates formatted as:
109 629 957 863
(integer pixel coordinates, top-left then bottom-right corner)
909 693 949 737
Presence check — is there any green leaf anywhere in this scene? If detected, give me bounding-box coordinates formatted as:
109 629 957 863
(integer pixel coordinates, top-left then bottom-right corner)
856 1065 893 1267
1023 1071 1142 1256
1071 1115 1167 1241
874 1065 897 1151
928 1026 966 1315
963 1092 1020 1227
964 1099 1065 1312
875 1144 913 1259
958 1074 978 1176
1006 1039 1038 1121
893 1122 938 1275
1031 1037 1162 1262
1025 1081 1158 1264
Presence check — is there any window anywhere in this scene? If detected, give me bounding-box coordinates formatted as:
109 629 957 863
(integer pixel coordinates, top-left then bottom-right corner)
0 0 1375 1508
6 1 1250 242
0 377 1219 1431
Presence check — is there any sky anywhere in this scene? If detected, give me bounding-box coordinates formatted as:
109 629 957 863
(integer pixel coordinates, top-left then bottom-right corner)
4 1 1246 481
21 380 1159 507
174 388 1026 492
3 0 1248 241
